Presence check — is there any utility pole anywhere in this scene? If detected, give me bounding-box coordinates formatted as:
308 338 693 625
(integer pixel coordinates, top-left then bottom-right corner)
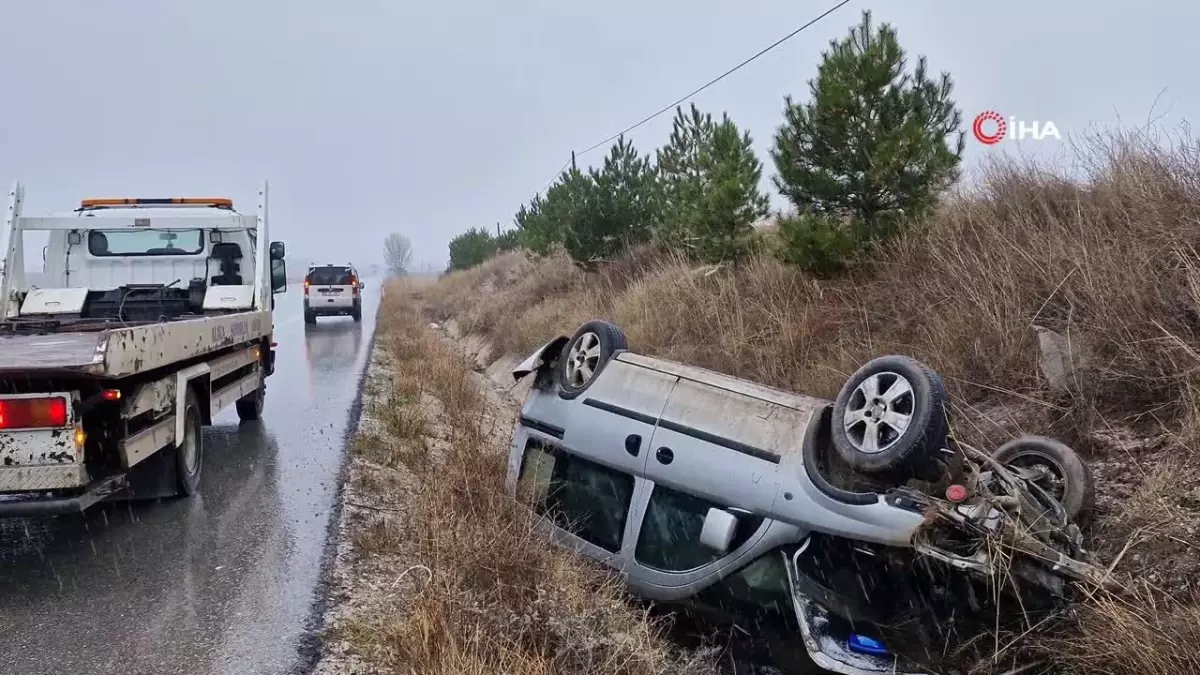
571 151 577 172
496 222 500 237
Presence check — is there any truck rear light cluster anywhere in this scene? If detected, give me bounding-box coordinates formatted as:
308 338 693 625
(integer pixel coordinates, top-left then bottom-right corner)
0 397 69 429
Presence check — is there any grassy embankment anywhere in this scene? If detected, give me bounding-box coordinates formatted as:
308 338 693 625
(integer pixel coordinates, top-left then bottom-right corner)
329 280 720 674
421 134 1200 675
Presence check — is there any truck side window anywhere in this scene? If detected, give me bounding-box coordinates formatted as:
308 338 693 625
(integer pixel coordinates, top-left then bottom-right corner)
635 484 765 572
517 439 634 553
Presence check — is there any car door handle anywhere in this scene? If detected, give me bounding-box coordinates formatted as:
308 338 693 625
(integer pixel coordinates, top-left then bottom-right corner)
625 434 641 457
655 446 674 465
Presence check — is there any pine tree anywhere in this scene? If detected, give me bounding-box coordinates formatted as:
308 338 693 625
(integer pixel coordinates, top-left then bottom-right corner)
563 137 659 265
692 114 769 262
514 167 591 256
447 227 498 271
656 105 714 251
771 9 963 270
657 105 769 263
495 228 521 252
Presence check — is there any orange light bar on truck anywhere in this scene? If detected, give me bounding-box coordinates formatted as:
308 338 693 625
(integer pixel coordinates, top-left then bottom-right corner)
79 197 234 208
0 397 69 430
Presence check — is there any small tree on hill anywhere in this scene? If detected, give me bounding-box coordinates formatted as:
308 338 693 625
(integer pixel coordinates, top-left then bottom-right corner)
496 227 521 252
657 105 769 263
514 168 591 256
513 197 551 254
383 232 413 277
656 105 712 250
447 227 497 271
771 9 963 273
563 137 660 265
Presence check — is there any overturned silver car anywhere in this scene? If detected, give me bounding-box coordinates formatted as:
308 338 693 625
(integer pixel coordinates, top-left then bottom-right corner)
505 320 1107 675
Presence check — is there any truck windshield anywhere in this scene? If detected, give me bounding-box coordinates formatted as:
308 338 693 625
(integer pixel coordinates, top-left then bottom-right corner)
307 267 354 285
88 229 205 257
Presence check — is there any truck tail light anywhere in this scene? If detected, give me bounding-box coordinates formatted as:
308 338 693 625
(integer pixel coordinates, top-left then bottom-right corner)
0 397 69 429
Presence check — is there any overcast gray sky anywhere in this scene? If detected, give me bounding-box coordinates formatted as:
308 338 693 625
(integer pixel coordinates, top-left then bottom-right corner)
0 1 1189 271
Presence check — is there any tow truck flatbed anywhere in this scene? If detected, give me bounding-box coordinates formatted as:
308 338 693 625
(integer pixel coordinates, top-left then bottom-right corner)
0 310 271 377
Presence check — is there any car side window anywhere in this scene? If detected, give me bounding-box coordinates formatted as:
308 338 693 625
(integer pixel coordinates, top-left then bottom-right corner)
517 439 635 553
635 484 765 572
691 549 793 621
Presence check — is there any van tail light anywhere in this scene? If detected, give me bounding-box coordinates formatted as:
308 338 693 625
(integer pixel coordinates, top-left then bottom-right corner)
304 280 310 296
351 276 360 296
0 397 69 429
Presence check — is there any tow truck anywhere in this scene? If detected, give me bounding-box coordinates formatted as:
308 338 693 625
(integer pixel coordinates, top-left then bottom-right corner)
0 182 288 516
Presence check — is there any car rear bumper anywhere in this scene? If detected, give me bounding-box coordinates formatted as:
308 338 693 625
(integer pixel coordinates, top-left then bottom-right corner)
306 302 359 316
306 296 358 311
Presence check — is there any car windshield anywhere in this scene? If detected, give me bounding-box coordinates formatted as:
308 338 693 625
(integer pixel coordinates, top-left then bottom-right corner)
308 267 354 285
87 229 205 256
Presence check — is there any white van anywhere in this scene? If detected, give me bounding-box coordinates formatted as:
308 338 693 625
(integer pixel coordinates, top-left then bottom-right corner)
303 263 363 323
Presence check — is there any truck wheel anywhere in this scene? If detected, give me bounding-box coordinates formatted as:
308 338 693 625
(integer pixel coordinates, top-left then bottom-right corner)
176 388 203 496
235 382 265 421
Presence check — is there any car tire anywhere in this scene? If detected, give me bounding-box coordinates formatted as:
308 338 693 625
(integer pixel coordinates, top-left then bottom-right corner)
557 320 628 396
352 305 362 322
304 310 316 325
992 435 1094 523
830 355 948 475
176 388 203 496
235 381 265 422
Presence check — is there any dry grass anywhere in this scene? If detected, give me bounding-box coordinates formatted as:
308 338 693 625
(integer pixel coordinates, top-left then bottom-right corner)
333 279 718 675
423 130 1200 674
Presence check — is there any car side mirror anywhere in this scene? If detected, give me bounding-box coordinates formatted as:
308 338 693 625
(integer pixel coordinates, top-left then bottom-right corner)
358 281 365 290
269 241 286 260
271 258 287 293
699 508 739 553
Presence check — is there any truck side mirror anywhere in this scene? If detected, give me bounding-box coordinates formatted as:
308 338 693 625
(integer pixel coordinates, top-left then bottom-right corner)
269 241 286 260
699 508 739 553
271 259 287 293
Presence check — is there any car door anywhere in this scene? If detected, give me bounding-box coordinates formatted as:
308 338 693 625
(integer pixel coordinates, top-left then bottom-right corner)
511 355 679 567
557 355 678 478
629 377 804 596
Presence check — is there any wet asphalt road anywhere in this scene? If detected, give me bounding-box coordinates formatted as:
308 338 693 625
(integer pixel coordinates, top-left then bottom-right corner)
0 281 381 675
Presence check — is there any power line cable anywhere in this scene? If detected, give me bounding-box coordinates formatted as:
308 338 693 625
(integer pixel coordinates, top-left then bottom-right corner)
532 0 852 198
575 0 853 157
537 157 574 196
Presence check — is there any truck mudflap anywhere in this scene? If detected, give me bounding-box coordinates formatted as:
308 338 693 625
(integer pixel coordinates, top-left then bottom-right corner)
0 474 127 517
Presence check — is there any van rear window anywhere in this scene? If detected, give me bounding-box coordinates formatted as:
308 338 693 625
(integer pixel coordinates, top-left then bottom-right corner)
88 229 205 257
307 267 354 285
